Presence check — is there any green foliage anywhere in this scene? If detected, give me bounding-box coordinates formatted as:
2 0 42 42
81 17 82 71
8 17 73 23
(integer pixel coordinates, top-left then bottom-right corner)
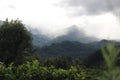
0 19 33 65
83 49 103 67
0 60 99 80
39 41 96 58
102 44 120 68
40 56 82 69
100 44 120 80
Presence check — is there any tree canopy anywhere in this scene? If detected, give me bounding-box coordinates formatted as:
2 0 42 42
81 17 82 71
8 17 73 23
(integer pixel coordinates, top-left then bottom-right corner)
0 19 33 65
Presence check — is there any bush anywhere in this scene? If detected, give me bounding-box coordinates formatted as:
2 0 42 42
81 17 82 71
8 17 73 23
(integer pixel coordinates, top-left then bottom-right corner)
0 60 99 80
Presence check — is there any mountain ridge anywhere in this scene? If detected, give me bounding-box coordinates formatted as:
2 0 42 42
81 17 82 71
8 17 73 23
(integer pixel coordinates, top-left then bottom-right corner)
32 25 99 47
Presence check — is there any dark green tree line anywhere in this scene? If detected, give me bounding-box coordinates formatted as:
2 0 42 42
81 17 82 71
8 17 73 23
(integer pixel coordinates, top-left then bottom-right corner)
0 19 33 65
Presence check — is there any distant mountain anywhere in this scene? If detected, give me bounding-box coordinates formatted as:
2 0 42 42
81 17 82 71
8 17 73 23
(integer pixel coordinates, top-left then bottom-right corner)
31 25 120 60
89 39 120 49
32 34 51 47
53 25 98 43
34 38 120 60
32 25 99 47
37 41 98 58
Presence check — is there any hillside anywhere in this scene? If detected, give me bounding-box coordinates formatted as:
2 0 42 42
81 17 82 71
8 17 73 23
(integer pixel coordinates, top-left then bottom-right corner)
84 45 120 67
83 49 103 67
32 34 51 47
32 25 99 47
36 41 98 58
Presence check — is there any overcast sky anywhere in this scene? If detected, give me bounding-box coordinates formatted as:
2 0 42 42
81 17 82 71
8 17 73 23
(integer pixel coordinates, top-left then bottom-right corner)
0 0 120 40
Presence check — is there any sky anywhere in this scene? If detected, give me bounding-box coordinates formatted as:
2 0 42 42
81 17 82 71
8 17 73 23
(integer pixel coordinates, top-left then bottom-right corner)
0 0 120 40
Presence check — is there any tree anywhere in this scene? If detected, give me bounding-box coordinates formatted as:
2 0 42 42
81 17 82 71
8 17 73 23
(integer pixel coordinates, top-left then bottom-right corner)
0 19 33 65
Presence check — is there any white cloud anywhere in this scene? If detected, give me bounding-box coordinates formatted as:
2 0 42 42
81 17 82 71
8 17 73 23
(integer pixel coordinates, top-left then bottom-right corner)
60 0 120 16
0 0 120 40
82 13 120 40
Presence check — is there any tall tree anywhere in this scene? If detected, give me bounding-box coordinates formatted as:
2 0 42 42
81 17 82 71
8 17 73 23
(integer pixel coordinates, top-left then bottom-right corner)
0 19 33 65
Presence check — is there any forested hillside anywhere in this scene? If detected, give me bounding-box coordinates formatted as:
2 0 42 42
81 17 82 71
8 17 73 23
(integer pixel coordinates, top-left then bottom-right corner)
37 41 98 58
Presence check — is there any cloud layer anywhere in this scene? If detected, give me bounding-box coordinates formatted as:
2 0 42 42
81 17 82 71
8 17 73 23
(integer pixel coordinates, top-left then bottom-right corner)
60 0 120 15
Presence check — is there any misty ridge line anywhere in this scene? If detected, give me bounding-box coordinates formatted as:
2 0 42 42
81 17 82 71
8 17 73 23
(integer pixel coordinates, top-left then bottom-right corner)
0 19 119 45
32 24 120 48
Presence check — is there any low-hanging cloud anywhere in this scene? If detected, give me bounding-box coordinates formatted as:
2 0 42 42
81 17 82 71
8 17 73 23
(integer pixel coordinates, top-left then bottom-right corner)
31 25 99 47
60 0 120 16
53 25 99 43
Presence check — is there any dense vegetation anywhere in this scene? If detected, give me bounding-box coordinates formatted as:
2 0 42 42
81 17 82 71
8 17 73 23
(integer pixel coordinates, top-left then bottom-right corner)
0 19 120 80
0 60 101 80
37 41 98 58
0 44 119 80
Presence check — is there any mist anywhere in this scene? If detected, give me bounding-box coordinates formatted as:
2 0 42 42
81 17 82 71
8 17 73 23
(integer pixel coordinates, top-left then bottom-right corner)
30 24 100 47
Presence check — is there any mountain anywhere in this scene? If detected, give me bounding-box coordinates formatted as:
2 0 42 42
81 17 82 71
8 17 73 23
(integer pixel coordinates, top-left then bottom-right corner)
34 38 120 60
37 41 98 59
53 25 98 43
31 25 120 60
89 39 120 49
32 34 51 47
32 25 99 47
